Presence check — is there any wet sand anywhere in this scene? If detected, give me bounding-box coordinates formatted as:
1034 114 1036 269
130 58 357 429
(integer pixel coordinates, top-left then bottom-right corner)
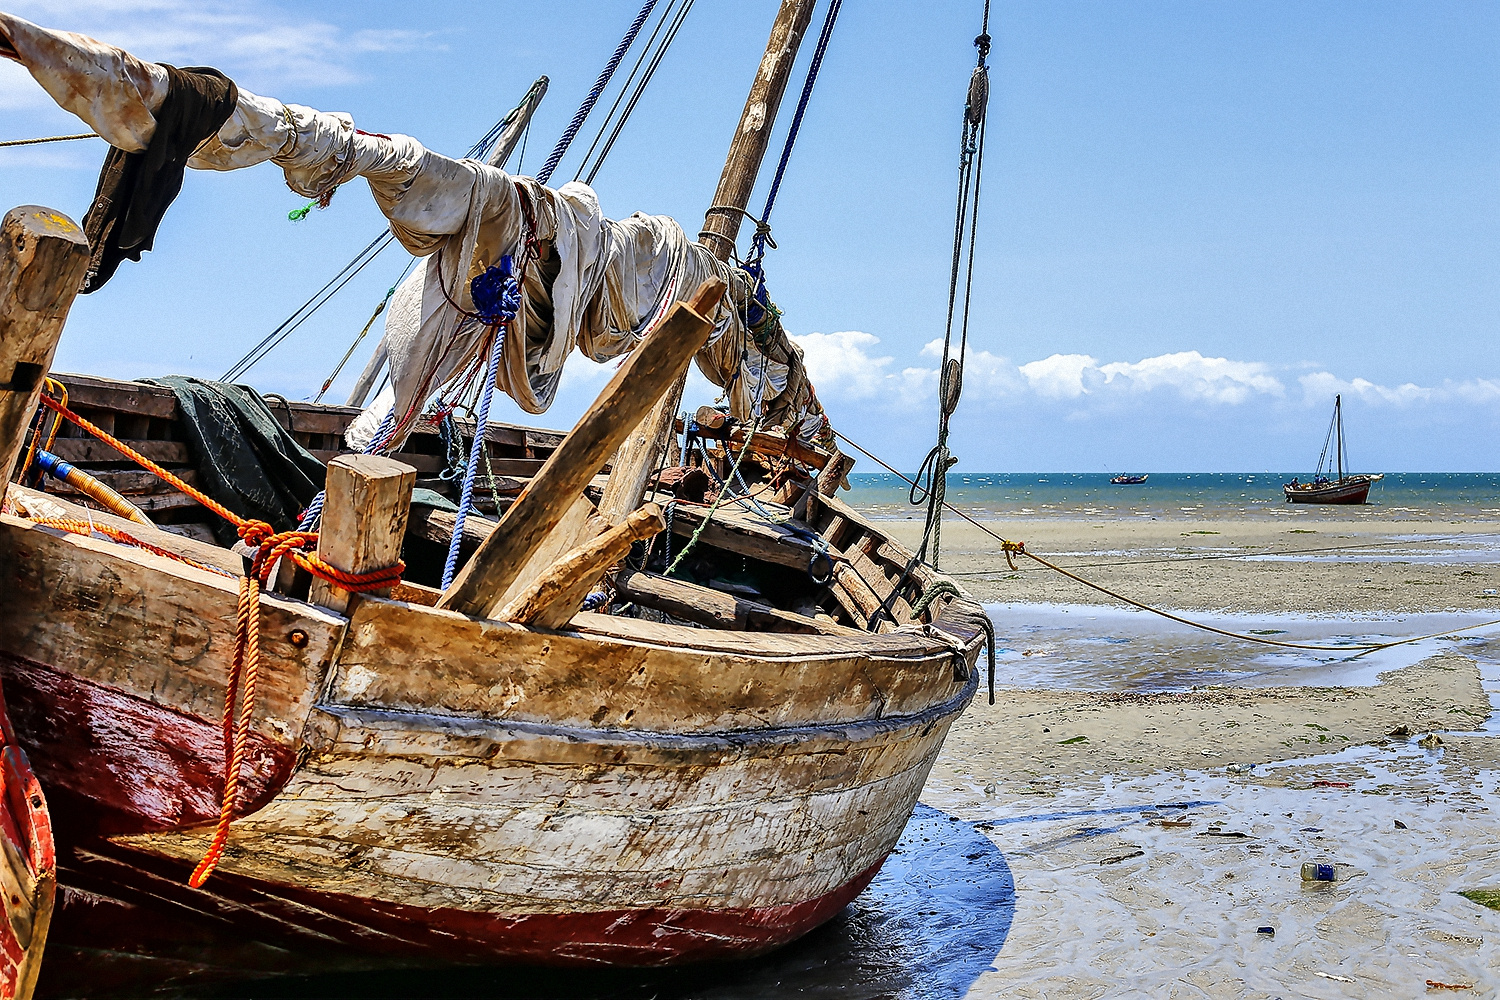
886 518 1500 614
904 515 1500 998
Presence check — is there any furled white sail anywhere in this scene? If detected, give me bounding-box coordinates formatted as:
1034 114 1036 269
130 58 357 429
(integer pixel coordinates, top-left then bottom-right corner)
0 11 832 452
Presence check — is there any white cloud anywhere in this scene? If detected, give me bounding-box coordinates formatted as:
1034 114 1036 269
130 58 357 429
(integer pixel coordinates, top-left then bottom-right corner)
794 332 1497 421
2 1 436 92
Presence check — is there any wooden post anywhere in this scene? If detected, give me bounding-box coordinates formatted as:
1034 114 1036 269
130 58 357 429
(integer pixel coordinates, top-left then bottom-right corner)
0 207 89 490
496 504 665 628
597 1 817 524
307 454 416 615
439 283 720 619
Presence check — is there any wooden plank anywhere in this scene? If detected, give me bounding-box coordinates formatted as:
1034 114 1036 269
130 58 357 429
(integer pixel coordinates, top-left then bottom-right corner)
439 287 717 618
499 505 665 628
1 206 90 486
49 372 178 419
307 455 416 615
596 281 727 526
45 467 198 496
614 570 861 636
48 437 190 466
666 502 833 574
6 484 238 573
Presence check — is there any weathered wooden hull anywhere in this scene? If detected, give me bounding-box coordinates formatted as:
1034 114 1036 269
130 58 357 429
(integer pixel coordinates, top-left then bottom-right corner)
0 496 981 989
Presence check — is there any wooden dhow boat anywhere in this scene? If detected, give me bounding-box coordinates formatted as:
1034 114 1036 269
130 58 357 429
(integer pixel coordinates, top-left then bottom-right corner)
1283 394 1383 505
0 4 992 994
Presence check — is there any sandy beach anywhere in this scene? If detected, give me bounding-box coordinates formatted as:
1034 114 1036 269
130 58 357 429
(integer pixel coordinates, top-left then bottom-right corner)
897 514 1500 998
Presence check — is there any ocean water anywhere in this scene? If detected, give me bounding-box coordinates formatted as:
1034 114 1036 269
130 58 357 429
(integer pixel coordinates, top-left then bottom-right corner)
845 472 1500 521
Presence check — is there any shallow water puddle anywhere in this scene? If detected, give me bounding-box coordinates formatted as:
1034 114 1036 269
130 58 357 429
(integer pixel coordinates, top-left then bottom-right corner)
986 602 1500 691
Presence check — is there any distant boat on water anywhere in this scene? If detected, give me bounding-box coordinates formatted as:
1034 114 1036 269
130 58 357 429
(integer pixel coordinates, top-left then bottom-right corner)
1110 474 1148 485
1284 394 1383 504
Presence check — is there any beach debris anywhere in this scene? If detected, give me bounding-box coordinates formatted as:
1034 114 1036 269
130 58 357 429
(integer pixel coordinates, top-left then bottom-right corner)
1311 780 1351 789
1151 819 1193 829
1057 736 1088 745
1100 849 1145 865
1458 887 1500 912
1394 819 1408 829
1226 762 1256 774
1315 972 1355 983
1300 826 1323 833
1388 724 1411 738
1200 827 1250 839
1426 982 1474 991
1256 926 1275 936
1021 648 1053 657
1418 733 1444 749
983 782 997 798
1303 862 1337 881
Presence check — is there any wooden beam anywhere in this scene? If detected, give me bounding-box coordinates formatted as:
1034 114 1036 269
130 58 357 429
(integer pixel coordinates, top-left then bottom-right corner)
0 206 89 489
614 569 860 636
308 455 416 615
497 504 664 629
439 284 718 618
596 280 729 526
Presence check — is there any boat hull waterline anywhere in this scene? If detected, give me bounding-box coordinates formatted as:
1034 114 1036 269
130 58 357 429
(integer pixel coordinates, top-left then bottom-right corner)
1283 474 1381 505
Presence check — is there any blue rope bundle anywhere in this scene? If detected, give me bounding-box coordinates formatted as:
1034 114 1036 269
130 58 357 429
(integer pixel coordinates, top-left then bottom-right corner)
471 255 522 326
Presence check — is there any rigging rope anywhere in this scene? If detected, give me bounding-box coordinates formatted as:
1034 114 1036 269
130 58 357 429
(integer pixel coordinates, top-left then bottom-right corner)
835 429 1500 656
578 0 697 186
914 4 991 571
536 0 658 184
442 257 523 590
0 131 98 148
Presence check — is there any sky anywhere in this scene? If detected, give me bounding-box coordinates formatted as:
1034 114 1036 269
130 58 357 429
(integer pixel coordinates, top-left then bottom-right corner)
1 0 1496 472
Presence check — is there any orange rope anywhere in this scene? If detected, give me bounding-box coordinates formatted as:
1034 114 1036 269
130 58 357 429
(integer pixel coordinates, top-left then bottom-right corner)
33 393 404 884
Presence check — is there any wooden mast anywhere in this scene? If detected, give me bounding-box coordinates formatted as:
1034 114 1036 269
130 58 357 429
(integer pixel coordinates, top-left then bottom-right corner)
597 0 819 525
1335 393 1343 482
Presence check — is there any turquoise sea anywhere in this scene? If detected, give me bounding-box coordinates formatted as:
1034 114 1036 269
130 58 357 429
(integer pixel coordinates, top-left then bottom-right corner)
844 472 1500 521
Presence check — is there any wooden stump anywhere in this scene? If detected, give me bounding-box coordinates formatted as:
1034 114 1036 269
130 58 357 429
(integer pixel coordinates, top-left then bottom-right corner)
308 455 417 615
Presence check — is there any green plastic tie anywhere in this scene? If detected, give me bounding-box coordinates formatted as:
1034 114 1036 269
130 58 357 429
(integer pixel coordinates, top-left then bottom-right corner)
288 201 315 222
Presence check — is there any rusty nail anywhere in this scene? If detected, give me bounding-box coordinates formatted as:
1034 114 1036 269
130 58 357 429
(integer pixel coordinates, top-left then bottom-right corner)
288 629 309 649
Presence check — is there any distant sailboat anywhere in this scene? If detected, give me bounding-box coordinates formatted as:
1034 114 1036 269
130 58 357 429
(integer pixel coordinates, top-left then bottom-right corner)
1284 394 1382 504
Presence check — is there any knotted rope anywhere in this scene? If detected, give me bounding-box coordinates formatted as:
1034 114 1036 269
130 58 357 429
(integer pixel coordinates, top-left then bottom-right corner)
32 393 402 884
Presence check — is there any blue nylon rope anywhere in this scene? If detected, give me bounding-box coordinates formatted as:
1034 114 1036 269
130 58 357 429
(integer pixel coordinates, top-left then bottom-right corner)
752 0 843 260
535 0 658 185
441 259 522 590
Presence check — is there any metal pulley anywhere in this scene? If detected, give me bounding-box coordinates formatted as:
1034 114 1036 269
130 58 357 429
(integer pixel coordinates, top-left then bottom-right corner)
966 64 989 126
940 357 963 416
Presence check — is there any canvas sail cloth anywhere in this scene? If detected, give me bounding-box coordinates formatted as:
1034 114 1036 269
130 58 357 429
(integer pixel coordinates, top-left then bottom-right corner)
0 11 833 453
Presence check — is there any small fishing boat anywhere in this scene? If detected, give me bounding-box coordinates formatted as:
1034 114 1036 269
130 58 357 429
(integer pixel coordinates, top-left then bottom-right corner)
1109 475 1147 485
1283 395 1382 505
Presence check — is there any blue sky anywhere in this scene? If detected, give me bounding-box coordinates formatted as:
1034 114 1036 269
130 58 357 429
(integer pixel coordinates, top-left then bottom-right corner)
2 1 1496 472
